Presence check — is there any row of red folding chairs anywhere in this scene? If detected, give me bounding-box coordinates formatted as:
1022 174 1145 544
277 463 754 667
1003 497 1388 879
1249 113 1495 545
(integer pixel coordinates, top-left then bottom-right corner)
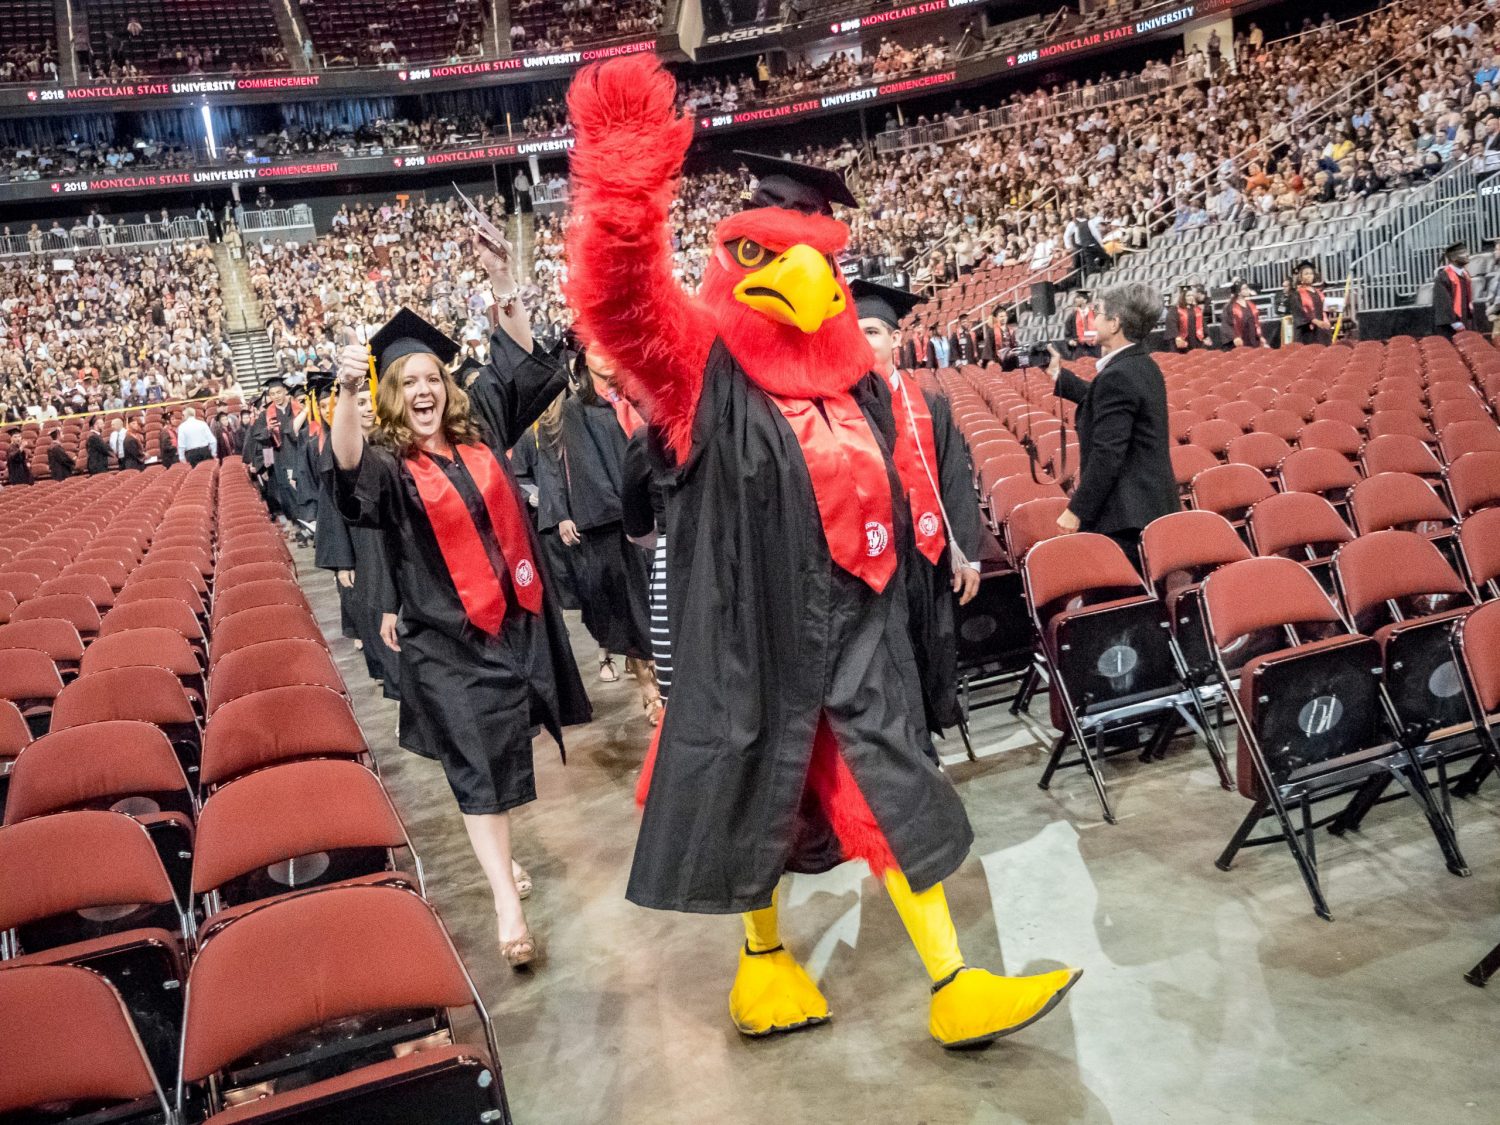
1014 515 1500 932
0 462 517 1124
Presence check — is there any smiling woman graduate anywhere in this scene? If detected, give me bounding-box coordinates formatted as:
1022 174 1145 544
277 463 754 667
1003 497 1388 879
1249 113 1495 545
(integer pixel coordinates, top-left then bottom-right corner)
331 235 590 970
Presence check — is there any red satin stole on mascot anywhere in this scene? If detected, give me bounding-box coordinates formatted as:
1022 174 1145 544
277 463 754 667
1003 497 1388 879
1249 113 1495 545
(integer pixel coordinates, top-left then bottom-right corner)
406 443 543 634
768 391 898 593
884 370 946 564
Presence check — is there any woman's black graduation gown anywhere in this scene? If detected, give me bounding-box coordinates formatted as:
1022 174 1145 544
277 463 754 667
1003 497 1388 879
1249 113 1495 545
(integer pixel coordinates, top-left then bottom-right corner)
334 329 591 815
628 341 973 915
511 426 581 611
557 396 653 660
313 434 401 697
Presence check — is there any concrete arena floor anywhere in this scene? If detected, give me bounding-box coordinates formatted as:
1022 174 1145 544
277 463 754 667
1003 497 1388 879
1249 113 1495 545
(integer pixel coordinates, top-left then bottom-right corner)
297 548 1500 1125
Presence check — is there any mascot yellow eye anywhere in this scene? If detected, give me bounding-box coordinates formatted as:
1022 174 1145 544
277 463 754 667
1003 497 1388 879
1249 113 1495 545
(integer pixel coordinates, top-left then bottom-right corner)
730 238 769 268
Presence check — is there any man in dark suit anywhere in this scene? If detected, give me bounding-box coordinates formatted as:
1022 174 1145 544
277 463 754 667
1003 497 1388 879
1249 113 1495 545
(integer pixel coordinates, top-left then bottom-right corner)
1432 242 1478 337
1048 283 1178 561
84 417 111 474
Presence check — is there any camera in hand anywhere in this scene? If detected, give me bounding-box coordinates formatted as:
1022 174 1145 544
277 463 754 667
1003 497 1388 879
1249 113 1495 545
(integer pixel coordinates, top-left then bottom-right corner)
1024 343 1052 368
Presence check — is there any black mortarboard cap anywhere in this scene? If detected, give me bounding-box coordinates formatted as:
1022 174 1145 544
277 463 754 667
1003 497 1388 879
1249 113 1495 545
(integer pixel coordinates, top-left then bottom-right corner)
1295 259 1317 272
1445 242 1469 259
850 279 923 328
262 374 288 391
369 307 461 374
736 150 859 216
306 371 336 396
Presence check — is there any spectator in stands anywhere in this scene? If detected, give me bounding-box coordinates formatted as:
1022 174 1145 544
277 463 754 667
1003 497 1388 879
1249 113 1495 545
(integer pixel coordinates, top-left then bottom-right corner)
1047 283 1177 559
1432 241 1480 335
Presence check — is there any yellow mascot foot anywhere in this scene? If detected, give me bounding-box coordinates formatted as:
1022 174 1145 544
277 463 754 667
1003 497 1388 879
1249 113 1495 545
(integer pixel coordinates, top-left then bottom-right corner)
728 945 831 1038
929 966 1082 1049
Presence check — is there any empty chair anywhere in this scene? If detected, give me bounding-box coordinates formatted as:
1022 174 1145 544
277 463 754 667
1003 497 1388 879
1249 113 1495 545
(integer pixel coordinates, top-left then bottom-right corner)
1453 601 1500 986
216 560 295 589
1247 491 1354 572
1278 446 1362 508
988 475 1066 537
210 604 326 664
81 627 204 681
0 589 14 625
1298 419 1363 459
0 648 65 736
11 594 103 641
1431 396 1493 430
1447 450 1500 516
146 545 214 578
1200 557 1465 920
0 810 188 1084
1349 472 1456 538
1311 399 1368 429
0 697 31 767
178 884 512 1124
1004 497 1071 568
1187 418 1242 458
200 685 367 789
1362 433 1443 479
0 570 42 601
37 572 116 610
51 667 200 768
1227 432 1293 475
1139 509 1251 692
1253 409 1305 442
62 557 130 591
1439 420 1500 464
1366 411 1435 444
1214 401 1259 431
1189 463 1275 524
1170 444 1219 493
193 759 418 917
127 560 210 597
1023 533 1227 822
206 639 345 716
0 964 174 1123
100 600 207 649
1459 508 1500 598
210 579 309 628
116 578 207 619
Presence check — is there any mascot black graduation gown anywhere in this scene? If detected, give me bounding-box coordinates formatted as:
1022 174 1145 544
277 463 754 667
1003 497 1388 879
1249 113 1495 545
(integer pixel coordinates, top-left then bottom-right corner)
564 53 1078 1050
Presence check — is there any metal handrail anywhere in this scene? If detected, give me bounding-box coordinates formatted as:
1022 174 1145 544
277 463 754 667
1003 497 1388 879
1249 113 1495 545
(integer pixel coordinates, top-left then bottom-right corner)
0 219 208 258
236 205 315 233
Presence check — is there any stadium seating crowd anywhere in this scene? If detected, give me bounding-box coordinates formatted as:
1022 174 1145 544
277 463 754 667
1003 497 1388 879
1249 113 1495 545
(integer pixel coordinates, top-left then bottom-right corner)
507 0 662 51
0 246 231 419
245 196 508 376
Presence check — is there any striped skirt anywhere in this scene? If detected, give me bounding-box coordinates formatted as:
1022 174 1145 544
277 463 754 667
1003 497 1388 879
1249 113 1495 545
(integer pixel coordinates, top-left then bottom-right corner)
649 535 672 700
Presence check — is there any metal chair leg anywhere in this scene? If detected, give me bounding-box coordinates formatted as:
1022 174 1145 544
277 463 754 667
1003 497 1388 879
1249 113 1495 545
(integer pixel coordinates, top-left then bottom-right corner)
1038 732 1071 791
1465 940 1500 987
1328 774 1389 836
1216 799 1266 872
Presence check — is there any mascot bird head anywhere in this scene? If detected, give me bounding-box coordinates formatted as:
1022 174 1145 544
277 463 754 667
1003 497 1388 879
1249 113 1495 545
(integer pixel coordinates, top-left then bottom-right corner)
699 152 874 400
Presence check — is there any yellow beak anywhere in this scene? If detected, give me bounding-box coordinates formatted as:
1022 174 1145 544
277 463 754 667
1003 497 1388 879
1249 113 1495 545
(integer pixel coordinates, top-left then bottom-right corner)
733 243 846 334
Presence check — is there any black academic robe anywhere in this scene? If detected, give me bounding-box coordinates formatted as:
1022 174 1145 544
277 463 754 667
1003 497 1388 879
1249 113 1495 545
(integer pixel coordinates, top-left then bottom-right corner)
878 372 982 736
558 396 652 660
511 426 581 611
7 446 33 485
159 429 178 467
120 434 145 471
334 328 590 815
85 432 111 474
1172 306 1209 351
1221 300 1264 348
1433 266 1478 334
48 443 74 481
1291 286 1331 345
314 435 400 696
243 405 300 515
1065 309 1103 358
628 340 974 915
948 329 979 367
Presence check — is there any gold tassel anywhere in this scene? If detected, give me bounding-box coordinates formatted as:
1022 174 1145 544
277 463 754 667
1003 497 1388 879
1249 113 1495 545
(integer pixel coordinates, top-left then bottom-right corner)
367 354 380 422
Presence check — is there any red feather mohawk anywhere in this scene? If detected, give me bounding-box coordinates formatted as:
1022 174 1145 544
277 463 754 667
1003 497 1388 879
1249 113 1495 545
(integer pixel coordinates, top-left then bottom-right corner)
564 55 873 461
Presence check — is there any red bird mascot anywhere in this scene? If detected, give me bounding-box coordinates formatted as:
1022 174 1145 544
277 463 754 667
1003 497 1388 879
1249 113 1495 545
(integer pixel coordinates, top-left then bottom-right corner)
565 54 1079 1047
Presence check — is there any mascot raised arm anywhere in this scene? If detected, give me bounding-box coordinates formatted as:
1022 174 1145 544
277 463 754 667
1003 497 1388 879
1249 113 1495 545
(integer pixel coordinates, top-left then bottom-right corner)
564 54 1079 1048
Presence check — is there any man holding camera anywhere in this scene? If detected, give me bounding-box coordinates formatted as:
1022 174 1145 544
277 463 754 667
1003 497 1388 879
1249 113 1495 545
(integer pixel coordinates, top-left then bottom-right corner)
1047 284 1178 562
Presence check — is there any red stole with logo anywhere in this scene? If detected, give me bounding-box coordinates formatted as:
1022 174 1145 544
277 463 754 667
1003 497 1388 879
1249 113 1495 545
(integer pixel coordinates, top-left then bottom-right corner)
885 371 945 564
406 443 543 634
768 391 898 593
